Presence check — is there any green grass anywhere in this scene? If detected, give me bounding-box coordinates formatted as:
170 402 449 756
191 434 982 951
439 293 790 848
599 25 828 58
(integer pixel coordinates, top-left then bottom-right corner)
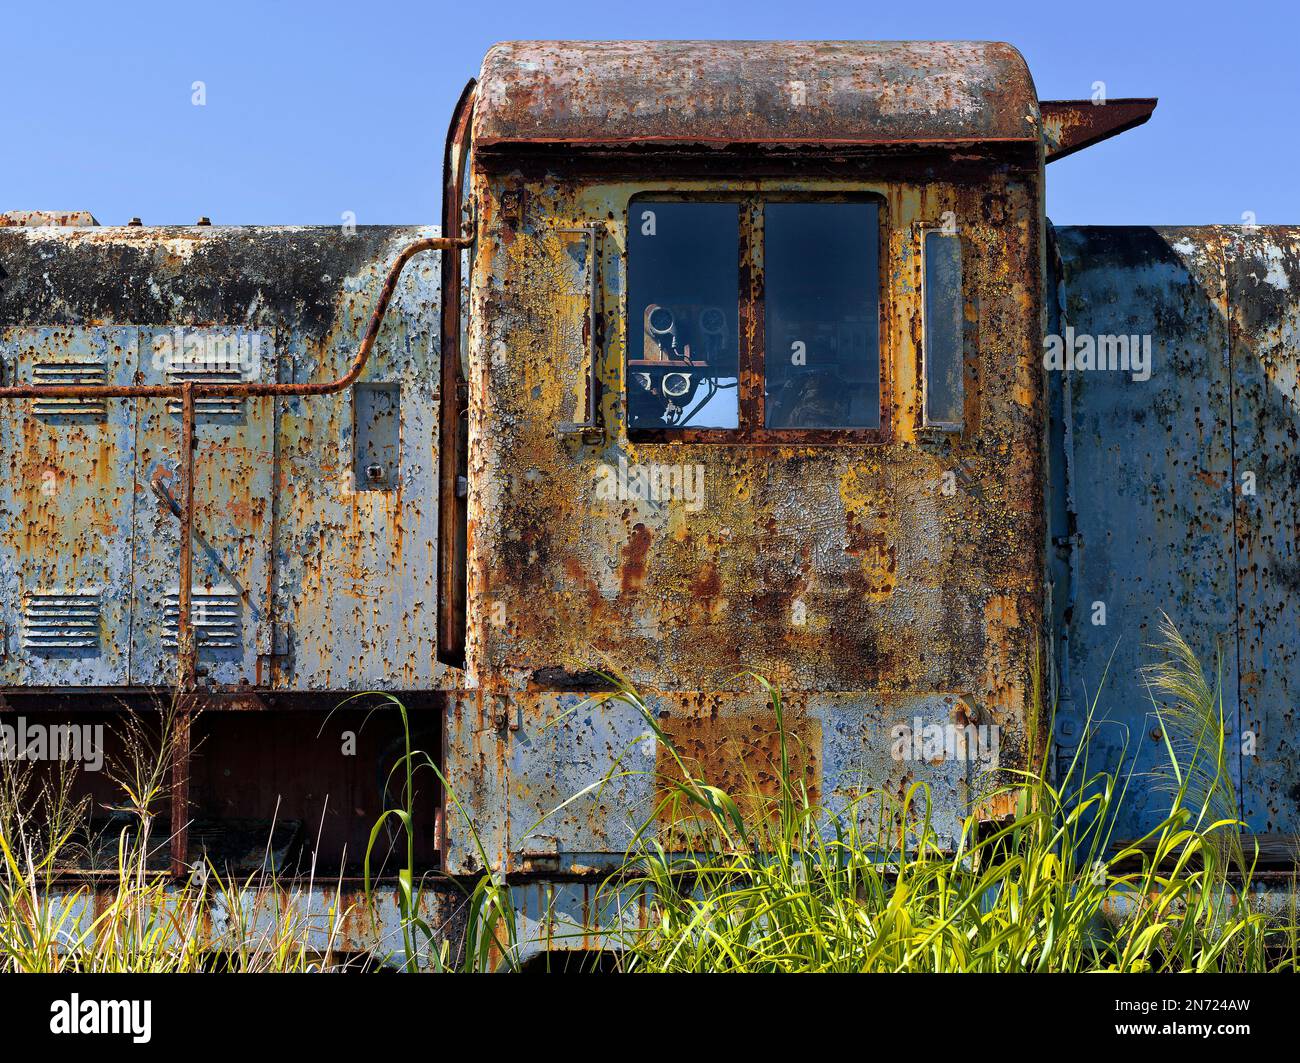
0 699 350 972
587 619 1298 972
1 617 1295 972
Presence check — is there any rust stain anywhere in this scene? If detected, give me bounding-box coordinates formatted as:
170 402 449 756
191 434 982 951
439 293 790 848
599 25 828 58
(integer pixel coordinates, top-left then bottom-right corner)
619 522 652 594
656 703 822 828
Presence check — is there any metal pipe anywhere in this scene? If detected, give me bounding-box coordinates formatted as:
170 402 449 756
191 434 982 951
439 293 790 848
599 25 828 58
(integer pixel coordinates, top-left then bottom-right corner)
0 234 467 877
177 382 196 692
169 383 197 877
437 79 477 671
169 705 192 877
0 235 470 402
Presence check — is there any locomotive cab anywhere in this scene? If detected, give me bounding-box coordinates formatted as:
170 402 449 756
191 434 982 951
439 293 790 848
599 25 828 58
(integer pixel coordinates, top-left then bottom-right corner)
445 41 1049 872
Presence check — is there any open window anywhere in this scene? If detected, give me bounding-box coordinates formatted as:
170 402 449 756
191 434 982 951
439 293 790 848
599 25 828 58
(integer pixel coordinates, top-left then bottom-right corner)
626 195 887 443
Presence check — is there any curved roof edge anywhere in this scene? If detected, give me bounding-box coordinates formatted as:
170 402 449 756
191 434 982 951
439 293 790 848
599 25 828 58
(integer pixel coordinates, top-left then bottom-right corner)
474 40 1041 151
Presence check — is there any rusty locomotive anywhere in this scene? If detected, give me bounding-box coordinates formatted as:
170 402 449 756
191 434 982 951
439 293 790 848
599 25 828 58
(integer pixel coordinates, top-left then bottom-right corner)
1 41 1296 959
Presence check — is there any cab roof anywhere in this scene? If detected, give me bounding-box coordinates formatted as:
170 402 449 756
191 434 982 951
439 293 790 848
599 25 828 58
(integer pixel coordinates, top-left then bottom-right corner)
473 40 1041 152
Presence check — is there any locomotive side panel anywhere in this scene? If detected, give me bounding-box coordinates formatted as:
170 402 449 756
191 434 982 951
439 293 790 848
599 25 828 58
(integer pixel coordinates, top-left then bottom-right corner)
1054 224 1300 843
0 225 447 693
0 325 138 686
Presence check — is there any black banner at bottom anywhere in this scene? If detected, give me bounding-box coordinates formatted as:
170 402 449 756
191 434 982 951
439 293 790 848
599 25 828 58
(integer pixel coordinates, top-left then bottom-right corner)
0 971 1284 1051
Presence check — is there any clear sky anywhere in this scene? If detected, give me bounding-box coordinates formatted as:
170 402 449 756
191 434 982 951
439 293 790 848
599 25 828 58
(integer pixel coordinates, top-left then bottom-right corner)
4 0 1294 227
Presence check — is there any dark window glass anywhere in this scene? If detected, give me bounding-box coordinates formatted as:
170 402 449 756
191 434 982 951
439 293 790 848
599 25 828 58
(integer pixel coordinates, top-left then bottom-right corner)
764 202 880 429
627 201 739 430
923 230 963 428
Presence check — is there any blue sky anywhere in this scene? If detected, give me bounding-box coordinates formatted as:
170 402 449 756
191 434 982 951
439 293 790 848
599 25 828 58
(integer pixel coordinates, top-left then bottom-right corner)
4 0 1293 227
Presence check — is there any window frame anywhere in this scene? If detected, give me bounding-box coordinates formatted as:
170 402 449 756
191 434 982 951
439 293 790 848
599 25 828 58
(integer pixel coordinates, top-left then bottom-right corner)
918 225 967 434
625 191 891 445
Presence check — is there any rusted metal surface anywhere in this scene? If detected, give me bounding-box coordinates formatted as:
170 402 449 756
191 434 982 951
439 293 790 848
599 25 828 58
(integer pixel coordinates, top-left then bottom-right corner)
1051 224 1300 841
0 233 463 400
1040 99 1157 163
474 41 1041 151
170 704 192 876
177 382 197 693
0 326 137 685
510 880 647 966
0 225 465 694
0 210 98 227
271 234 457 690
131 331 275 690
0 227 463 881
1226 228 1300 833
446 52 1047 869
1051 226 1238 839
461 173 1044 695
11 38 1300 957
446 688 997 874
43 878 643 967
44 881 459 962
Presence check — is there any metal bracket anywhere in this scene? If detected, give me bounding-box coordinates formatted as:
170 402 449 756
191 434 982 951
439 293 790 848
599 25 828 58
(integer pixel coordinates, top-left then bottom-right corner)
257 619 290 658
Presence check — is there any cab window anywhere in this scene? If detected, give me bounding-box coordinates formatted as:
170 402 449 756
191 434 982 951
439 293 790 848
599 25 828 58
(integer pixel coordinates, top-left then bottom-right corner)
627 202 740 430
764 202 879 430
626 195 883 440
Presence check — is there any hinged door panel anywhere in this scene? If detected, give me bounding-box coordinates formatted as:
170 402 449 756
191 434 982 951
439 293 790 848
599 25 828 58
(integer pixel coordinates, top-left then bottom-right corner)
443 690 655 876
129 327 275 687
0 326 138 686
273 237 441 690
